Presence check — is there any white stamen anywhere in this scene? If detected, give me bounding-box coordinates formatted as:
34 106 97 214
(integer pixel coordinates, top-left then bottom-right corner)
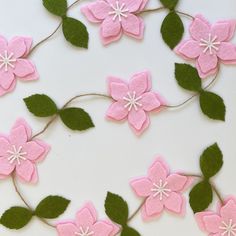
219 219 236 236
199 34 221 55
7 145 27 165
75 227 94 236
123 91 142 111
109 1 129 22
151 179 171 201
0 50 16 72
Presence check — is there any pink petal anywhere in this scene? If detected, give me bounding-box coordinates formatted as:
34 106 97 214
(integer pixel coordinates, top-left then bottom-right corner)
12 118 32 139
0 136 10 156
0 36 7 55
109 82 129 100
57 222 78 236
220 199 236 223
195 211 216 232
128 109 147 131
101 16 121 38
89 1 110 20
141 203 162 221
14 59 35 77
33 140 50 162
197 53 218 74
100 29 122 45
21 67 39 81
145 195 164 216
0 157 15 176
15 160 35 182
138 0 148 11
166 174 188 192
103 220 120 236
221 20 236 41
30 167 39 184
190 15 211 41
177 40 201 59
81 5 102 23
148 160 168 183
130 177 152 197
140 92 161 112
23 37 33 56
164 192 184 214
217 42 236 61
92 221 113 236
0 71 15 90
131 114 150 135
75 207 96 229
22 141 45 161
9 125 28 146
83 202 97 221
122 0 143 12
8 37 27 58
107 76 128 95
106 101 128 120
211 22 232 42
203 215 221 233
196 59 218 79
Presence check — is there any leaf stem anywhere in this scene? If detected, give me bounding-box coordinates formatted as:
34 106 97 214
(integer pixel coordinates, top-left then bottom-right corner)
127 199 146 223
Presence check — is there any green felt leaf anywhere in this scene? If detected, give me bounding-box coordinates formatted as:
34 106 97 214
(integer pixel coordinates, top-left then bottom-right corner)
160 0 179 9
62 17 89 48
199 91 226 121
121 226 141 236
24 94 58 117
200 143 223 179
105 192 129 226
59 107 94 131
43 0 67 17
161 11 184 49
175 63 202 92
0 207 33 229
189 181 213 213
35 196 70 219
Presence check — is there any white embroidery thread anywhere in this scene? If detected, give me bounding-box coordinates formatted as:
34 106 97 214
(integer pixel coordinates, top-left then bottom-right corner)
7 145 27 165
219 219 236 236
199 34 221 55
109 1 129 22
75 226 94 236
151 179 171 201
0 50 16 72
123 91 142 111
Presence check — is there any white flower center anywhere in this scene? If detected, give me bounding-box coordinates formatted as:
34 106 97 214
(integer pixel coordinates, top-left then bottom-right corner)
199 34 221 55
7 145 27 165
123 91 142 111
0 50 16 72
109 1 129 22
151 179 171 201
75 227 94 236
219 219 236 236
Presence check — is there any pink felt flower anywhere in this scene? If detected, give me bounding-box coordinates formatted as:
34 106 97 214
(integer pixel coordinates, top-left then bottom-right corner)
81 0 148 45
0 36 39 96
0 119 50 183
130 157 192 220
106 71 165 135
175 15 236 78
195 197 236 236
57 202 119 236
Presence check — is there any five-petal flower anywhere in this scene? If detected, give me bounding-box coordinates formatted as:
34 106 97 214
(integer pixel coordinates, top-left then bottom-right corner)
175 15 236 78
0 119 50 183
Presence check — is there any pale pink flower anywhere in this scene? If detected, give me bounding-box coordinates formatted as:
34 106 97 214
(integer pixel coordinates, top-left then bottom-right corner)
175 15 236 78
130 157 192 220
0 119 50 183
81 0 148 44
106 71 164 135
57 202 119 236
0 36 38 96
195 197 236 236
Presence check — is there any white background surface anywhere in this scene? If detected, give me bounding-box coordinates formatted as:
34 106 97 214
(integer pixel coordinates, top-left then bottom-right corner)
0 0 235 235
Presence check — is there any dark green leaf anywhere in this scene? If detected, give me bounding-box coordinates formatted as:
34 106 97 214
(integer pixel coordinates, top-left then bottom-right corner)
200 143 223 179
199 91 226 121
161 11 184 49
189 181 213 213
160 0 179 9
62 17 89 48
175 63 202 92
121 226 141 236
59 107 94 131
43 0 67 17
105 192 129 226
24 94 58 117
0 207 32 229
35 196 70 219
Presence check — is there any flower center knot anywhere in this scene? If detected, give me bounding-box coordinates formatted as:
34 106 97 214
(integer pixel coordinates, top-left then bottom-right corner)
7 145 27 165
123 91 142 111
0 50 16 72
151 179 171 201
75 226 94 236
109 1 129 22
199 33 221 55
219 219 236 236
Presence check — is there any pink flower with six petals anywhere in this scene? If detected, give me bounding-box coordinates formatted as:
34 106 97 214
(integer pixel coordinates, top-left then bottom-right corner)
0 119 50 183
0 36 39 96
130 157 192 220
195 197 236 236
81 0 148 44
106 71 165 135
175 15 236 78
57 202 119 236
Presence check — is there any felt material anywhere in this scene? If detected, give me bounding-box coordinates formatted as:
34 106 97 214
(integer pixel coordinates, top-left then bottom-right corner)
160 0 178 9
106 71 164 135
130 157 190 221
0 36 38 96
175 15 236 78
56 202 119 236
195 197 236 236
0 118 50 183
81 0 148 45
43 0 67 17
121 226 140 236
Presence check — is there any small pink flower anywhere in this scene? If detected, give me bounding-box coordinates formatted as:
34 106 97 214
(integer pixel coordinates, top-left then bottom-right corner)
81 0 148 45
175 15 236 78
0 119 50 183
57 202 119 236
195 197 236 236
106 71 164 135
130 157 192 220
0 36 39 96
